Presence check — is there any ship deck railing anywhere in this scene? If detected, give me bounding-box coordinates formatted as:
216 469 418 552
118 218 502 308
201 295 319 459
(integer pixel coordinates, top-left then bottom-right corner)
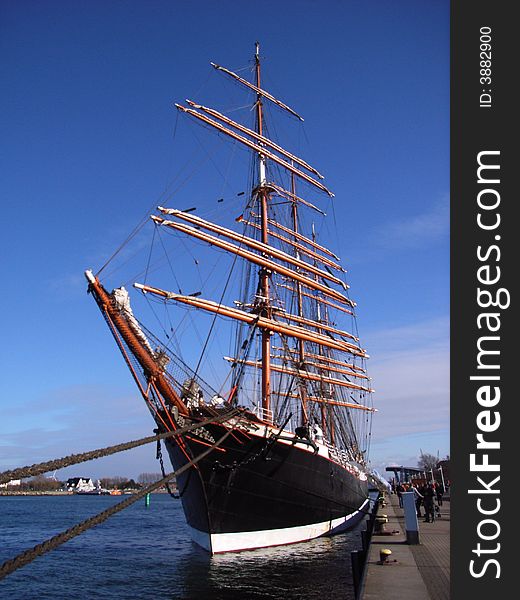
252 405 274 423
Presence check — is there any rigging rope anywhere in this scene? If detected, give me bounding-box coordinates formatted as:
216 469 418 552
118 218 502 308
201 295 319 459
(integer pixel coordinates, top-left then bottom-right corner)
0 425 238 581
96 218 149 277
95 127 214 279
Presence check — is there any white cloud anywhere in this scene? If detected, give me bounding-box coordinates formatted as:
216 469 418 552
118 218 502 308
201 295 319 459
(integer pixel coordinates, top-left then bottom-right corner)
371 194 449 251
365 316 450 469
366 315 448 354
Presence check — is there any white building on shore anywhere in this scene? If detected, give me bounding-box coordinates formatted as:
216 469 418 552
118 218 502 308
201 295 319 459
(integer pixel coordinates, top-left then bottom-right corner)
66 477 96 493
0 479 21 489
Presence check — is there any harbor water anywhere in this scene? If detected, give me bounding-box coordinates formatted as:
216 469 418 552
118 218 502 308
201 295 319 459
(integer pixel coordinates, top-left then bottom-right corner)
0 494 372 599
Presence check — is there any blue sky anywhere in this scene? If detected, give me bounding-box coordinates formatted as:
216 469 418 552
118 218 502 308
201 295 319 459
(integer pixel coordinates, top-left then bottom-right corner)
0 1 449 480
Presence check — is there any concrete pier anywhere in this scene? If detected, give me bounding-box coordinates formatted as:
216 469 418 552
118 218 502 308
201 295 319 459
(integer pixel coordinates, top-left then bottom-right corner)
360 492 450 599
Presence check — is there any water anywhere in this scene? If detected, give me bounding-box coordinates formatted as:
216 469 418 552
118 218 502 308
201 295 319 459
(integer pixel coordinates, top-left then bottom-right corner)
0 494 372 599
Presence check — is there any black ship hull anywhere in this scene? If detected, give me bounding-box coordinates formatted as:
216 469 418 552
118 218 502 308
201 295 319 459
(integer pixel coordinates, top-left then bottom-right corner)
164 418 369 553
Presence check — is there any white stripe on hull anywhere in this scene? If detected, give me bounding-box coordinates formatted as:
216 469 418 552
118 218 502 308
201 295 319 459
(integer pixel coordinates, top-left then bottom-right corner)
188 498 370 553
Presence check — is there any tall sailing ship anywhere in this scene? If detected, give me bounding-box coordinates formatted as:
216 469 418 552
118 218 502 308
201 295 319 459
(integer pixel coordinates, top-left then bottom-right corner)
85 44 376 553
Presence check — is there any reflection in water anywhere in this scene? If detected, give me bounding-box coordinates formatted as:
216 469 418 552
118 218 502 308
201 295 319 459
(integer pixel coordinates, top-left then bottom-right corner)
178 522 365 599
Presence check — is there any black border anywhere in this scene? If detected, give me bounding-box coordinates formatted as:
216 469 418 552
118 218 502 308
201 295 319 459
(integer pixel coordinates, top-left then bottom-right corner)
451 1 514 596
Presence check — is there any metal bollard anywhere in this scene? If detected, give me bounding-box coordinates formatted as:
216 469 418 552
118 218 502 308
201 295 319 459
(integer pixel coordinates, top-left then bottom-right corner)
379 548 392 564
374 514 388 534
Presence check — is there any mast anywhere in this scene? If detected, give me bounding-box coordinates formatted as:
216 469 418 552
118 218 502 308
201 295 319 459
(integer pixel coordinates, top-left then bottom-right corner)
255 42 271 419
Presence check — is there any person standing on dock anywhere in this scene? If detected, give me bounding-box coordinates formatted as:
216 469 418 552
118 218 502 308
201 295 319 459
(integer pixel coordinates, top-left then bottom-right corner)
423 484 435 522
396 483 405 508
436 483 444 507
411 483 424 518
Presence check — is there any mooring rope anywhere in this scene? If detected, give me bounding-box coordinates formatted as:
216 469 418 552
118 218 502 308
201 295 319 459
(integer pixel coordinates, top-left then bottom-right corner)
0 425 238 581
0 408 241 485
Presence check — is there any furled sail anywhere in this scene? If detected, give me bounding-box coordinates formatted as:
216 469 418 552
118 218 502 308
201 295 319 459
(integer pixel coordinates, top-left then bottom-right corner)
210 62 304 121
151 216 353 304
111 285 156 356
223 357 374 394
133 283 367 358
185 100 323 178
175 104 334 197
155 209 346 288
